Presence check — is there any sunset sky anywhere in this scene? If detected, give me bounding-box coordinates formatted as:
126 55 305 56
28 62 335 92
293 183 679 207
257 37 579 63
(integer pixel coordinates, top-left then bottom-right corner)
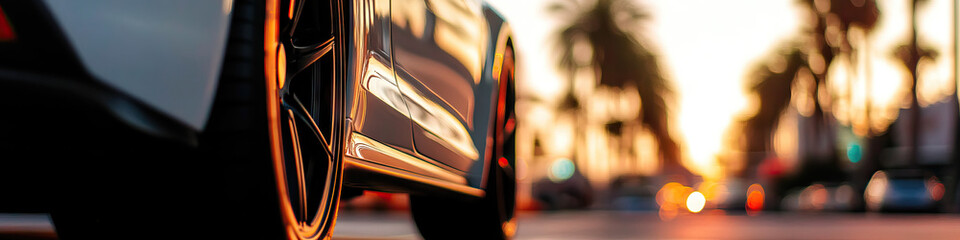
488 0 956 179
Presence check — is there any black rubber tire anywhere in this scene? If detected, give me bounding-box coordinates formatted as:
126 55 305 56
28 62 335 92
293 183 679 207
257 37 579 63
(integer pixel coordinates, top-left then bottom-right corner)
195 0 289 238
410 46 518 240
200 0 345 239
49 133 215 239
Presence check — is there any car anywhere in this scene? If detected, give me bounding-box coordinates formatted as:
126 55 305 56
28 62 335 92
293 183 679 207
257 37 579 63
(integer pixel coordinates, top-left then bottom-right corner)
864 170 944 212
0 0 517 239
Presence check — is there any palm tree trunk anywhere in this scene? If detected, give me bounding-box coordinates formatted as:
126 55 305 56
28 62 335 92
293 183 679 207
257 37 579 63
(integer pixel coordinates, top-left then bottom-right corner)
909 0 922 167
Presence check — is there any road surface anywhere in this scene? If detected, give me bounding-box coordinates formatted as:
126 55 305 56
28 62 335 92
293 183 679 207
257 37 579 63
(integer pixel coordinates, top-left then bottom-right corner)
4 211 960 239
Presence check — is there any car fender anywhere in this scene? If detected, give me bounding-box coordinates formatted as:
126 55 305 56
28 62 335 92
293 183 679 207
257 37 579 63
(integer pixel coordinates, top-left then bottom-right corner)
468 3 513 189
42 0 234 130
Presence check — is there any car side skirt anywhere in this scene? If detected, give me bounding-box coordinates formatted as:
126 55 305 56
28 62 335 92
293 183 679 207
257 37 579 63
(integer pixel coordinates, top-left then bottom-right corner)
343 132 484 198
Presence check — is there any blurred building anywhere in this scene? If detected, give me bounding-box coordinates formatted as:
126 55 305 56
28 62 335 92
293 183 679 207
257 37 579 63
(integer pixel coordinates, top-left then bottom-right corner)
515 77 657 209
749 0 959 212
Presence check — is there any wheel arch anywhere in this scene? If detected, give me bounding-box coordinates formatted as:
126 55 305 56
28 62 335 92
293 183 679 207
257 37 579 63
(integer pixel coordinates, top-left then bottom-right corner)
41 0 235 130
469 4 516 190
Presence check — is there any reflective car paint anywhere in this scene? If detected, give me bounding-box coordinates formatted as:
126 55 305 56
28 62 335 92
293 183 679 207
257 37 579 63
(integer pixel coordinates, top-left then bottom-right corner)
470 5 512 187
343 0 417 153
341 0 475 188
341 0 513 190
392 0 487 173
42 0 234 130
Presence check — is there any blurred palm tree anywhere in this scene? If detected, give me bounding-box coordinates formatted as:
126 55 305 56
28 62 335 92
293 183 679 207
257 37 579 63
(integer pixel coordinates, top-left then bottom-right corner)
549 0 685 177
740 0 879 178
800 0 879 124
743 48 808 158
896 0 937 166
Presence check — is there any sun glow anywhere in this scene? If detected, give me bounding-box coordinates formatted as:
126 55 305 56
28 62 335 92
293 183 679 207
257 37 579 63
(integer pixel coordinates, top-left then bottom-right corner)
650 0 801 179
490 0 804 181
686 191 706 213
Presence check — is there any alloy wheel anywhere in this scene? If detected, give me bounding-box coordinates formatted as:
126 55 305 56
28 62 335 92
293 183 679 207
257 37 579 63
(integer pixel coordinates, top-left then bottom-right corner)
265 0 344 239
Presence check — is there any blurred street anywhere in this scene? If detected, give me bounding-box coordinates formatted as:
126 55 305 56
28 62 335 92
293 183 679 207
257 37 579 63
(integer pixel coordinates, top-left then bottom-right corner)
337 211 960 240
6 211 960 240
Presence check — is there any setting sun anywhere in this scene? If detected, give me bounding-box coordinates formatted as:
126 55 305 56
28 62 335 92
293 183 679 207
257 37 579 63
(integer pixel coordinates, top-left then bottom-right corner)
651 0 801 180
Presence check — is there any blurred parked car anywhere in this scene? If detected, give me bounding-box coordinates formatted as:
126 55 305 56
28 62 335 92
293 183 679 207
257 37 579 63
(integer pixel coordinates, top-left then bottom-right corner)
865 170 944 212
532 160 594 210
608 175 659 211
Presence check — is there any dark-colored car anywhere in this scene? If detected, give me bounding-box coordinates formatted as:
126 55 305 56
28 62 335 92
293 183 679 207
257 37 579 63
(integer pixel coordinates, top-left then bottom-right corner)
0 0 517 239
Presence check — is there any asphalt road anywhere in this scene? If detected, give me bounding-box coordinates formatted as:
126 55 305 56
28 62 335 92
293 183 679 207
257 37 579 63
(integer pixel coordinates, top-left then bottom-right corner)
4 211 960 239
335 211 960 240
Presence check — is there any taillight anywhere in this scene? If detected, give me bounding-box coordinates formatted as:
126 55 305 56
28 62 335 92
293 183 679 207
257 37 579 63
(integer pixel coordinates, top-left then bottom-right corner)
0 4 15 42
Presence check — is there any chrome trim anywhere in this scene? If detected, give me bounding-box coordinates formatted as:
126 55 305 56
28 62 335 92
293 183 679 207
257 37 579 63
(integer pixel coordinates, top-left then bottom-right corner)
343 156 485 197
345 132 469 185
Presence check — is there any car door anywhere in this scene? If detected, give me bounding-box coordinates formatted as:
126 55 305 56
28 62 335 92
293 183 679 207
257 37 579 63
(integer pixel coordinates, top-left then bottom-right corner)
346 0 417 154
390 0 489 174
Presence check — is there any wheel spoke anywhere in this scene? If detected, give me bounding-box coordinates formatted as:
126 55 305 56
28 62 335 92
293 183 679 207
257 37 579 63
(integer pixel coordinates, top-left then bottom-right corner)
272 0 342 236
285 0 306 37
285 95 335 159
286 110 309 222
289 38 335 77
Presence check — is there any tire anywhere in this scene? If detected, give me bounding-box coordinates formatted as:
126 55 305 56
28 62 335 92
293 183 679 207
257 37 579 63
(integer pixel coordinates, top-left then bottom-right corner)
203 0 346 239
410 46 518 240
52 0 346 239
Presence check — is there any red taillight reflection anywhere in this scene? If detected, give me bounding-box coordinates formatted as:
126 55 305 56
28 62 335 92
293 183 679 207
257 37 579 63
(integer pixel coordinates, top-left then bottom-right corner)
0 5 14 42
746 183 764 215
498 157 509 168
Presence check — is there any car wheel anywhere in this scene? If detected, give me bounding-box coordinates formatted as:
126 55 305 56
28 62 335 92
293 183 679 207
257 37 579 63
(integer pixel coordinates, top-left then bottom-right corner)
265 0 347 237
410 46 518 240
265 0 346 238
244 0 346 238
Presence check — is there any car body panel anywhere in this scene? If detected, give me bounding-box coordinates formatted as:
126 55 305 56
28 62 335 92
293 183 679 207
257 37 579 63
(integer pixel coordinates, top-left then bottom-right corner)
341 0 511 190
42 0 235 130
469 3 511 187
344 131 479 196
342 0 418 153
30 0 512 195
391 0 489 175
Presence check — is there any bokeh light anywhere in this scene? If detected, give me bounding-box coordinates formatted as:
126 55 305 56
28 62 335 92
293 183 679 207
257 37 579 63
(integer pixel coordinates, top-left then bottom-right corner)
548 158 576 183
799 184 828 211
686 191 706 213
865 171 889 211
927 177 945 202
846 143 862 163
746 183 765 215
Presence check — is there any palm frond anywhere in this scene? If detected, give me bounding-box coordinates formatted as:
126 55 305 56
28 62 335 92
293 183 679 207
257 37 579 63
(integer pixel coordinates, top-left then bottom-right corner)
549 0 681 170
